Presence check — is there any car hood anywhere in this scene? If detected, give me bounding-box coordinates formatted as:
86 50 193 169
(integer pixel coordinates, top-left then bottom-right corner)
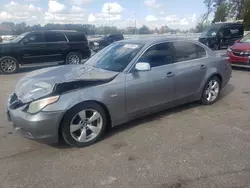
15 65 118 103
0 42 16 48
231 43 250 51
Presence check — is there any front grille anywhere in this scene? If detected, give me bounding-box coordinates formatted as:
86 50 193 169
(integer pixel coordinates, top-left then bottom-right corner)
232 50 250 57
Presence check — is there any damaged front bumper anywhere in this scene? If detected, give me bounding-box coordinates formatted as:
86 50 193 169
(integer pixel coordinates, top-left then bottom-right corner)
6 93 64 144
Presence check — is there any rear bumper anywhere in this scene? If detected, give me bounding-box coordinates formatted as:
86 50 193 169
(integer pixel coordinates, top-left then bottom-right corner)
6 106 63 144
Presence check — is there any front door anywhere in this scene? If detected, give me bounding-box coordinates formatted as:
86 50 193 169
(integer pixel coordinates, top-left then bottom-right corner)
173 41 207 100
126 42 176 116
19 32 48 64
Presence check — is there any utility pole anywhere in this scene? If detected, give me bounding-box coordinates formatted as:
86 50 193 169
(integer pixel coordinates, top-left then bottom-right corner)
108 5 111 34
134 14 136 35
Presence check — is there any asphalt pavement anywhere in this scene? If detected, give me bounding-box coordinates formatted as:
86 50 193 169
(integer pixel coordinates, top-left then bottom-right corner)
0 51 250 188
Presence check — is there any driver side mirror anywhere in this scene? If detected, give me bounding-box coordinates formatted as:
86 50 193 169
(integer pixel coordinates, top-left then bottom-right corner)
135 62 151 71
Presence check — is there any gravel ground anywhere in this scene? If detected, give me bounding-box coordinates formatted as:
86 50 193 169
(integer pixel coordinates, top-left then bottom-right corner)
0 57 250 188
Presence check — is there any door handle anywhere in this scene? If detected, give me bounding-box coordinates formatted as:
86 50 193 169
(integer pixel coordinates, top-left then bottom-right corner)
166 72 175 77
200 64 206 69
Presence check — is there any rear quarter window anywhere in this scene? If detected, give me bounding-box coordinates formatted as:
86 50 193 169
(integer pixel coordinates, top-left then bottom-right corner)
45 32 67 42
66 33 87 42
173 41 206 62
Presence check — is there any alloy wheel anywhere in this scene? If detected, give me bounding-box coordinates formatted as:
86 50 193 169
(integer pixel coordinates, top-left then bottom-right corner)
68 55 80 64
205 80 220 102
70 109 103 143
0 59 17 73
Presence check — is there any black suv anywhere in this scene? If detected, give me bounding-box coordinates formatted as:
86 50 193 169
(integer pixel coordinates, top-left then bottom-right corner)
89 34 124 52
0 30 91 74
199 22 243 50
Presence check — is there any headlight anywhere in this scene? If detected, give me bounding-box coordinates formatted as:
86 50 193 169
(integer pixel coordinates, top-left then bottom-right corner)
227 47 232 53
93 42 99 46
27 96 59 114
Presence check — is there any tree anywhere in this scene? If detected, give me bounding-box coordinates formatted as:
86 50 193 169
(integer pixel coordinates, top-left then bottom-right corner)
138 25 151 34
243 0 250 30
212 1 229 22
195 14 207 32
228 0 244 20
204 0 214 24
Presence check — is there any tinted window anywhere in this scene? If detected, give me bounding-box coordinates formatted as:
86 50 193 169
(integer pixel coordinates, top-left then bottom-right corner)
222 27 231 37
66 33 87 42
230 25 243 37
45 32 67 42
25 33 45 43
173 41 198 62
138 42 175 68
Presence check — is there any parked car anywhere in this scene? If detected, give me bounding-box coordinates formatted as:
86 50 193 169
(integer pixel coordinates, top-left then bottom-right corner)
89 34 124 52
0 30 91 74
227 32 250 68
6 38 232 147
199 22 243 50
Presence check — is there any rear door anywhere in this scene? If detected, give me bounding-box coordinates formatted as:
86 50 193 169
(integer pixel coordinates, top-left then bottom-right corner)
126 42 175 116
173 41 207 100
44 32 69 62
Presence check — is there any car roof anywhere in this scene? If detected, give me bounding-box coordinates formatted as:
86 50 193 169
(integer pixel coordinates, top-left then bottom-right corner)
28 30 83 34
120 37 198 45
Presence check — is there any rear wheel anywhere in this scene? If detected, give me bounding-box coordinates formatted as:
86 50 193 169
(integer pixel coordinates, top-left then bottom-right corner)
61 102 107 147
65 52 82 64
0 56 19 74
201 76 221 105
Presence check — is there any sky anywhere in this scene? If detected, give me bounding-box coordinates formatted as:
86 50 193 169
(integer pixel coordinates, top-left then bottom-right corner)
0 0 209 29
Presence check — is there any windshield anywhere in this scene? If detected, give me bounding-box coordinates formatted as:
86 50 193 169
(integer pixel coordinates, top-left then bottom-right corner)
240 33 250 43
85 42 144 72
201 25 220 37
11 32 29 43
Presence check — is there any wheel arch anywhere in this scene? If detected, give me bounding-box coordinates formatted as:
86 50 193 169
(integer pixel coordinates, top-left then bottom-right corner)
198 72 223 98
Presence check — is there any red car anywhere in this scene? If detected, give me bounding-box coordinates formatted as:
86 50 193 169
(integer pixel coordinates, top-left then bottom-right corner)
227 33 250 68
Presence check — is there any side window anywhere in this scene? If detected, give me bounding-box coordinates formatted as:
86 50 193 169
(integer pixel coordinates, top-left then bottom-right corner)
25 33 45 43
230 26 243 37
196 44 206 58
223 27 231 37
173 41 197 62
66 33 87 42
138 42 175 68
45 32 67 42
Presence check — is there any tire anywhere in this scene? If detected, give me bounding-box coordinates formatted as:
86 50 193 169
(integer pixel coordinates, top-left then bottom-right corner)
213 44 220 51
65 52 82 64
0 56 19 74
201 76 221 105
61 102 107 147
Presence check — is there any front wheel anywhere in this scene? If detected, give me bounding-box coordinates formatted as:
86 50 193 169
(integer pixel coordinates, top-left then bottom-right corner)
201 76 221 105
61 102 107 147
0 56 19 74
213 44 220 51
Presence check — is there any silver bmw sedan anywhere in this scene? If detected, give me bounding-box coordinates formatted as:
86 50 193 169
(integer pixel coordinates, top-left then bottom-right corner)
6 37 232 147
